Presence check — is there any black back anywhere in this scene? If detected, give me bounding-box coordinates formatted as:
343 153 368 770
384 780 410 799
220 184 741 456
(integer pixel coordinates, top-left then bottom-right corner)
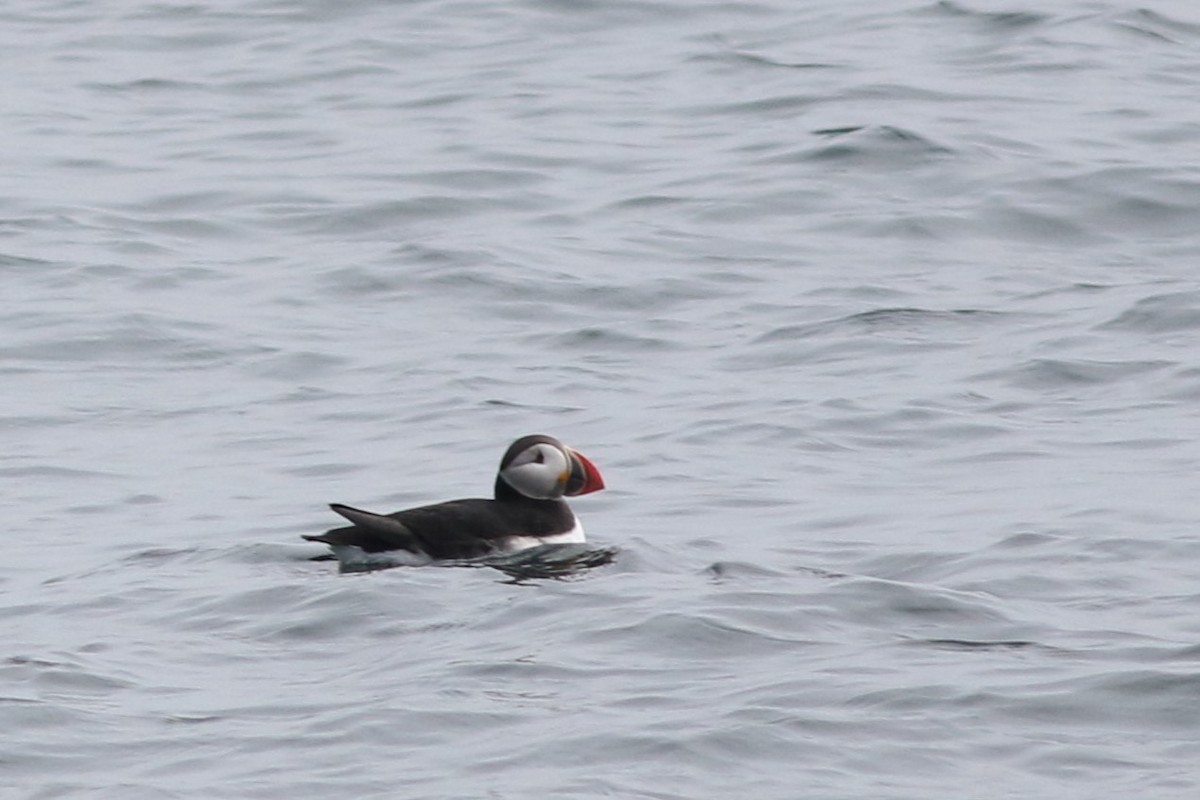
305 496 577 560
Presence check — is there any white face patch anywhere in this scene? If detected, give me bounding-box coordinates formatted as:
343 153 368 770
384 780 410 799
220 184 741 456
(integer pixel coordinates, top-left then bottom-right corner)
500 442 571 500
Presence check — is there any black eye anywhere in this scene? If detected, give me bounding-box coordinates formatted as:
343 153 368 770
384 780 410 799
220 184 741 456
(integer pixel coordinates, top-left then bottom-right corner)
532 450 545 464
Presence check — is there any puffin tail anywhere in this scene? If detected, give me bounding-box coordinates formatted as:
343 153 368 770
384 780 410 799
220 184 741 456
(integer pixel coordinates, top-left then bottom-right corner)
301 503 424 554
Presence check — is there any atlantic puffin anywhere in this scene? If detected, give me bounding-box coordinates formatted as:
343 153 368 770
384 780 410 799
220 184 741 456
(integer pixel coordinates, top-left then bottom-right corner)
303 434 605 565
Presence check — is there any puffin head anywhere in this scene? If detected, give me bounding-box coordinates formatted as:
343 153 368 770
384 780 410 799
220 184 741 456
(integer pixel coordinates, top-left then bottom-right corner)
496 434 605 501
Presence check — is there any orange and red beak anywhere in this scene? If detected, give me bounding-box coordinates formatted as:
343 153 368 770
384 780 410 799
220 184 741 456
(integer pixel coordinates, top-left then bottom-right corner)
564 448 605 496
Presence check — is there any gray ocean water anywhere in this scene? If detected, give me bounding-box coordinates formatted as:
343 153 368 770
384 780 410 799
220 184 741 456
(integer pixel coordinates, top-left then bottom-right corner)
4 0 1200 797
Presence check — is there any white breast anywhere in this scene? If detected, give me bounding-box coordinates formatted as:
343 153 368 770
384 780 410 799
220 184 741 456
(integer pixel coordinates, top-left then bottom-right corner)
502 516 586 552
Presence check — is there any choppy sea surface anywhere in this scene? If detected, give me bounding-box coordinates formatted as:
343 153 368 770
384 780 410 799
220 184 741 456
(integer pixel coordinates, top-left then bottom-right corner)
4 1 1200 797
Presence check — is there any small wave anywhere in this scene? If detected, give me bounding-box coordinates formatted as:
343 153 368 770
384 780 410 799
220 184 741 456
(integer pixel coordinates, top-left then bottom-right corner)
1111 10 1198 45
988 358 1171 390
762 124 956 168
916 638 1045 652
927 2 1048 31
754 307 1006 344
547 328 679 352
1099 291 1200 334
